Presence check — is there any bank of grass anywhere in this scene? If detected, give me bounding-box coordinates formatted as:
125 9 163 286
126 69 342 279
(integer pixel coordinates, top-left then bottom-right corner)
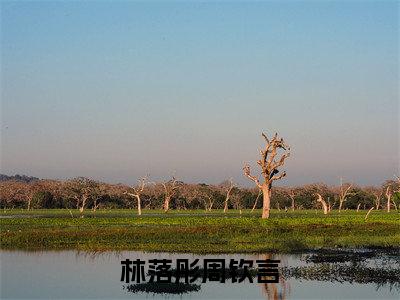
0 209 399 253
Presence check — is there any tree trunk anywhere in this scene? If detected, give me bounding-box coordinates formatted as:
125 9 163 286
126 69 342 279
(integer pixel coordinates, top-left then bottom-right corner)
223 199 228 213
375 197 380 210
261 186 271 219
164 197 170 212
356 203 361 212
365 207 374 220
137 196 142 216
392 199 398 211
317 194 328 215
79 195 87 217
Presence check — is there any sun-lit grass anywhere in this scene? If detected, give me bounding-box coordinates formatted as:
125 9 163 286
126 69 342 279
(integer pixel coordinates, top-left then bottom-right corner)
1 209 399 253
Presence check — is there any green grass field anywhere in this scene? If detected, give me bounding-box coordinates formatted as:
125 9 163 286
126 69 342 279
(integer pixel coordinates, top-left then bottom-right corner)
1 209 399 253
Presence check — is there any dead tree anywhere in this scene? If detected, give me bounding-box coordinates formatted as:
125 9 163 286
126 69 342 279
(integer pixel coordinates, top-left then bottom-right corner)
328 197 335 212
385 186 392 213
251 190 262 212
162 177 179 212
203 194 214 212
64 178 98 216
338 178 352 212
316 193 328 215
288 188 296 211
125 177 149 216
243 132 290 219
223 179 234 213
365 207 374 220
373 190 382 210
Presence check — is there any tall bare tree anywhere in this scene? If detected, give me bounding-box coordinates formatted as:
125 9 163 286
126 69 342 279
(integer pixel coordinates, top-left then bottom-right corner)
288 188 297 211
222 179 234 213
338 178 353 212
125 177 150 216
162 177 179 212
243 132 290 219
383 179 399 212
385 186 392 213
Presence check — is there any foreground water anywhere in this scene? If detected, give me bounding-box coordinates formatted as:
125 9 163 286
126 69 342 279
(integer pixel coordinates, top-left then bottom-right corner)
1 250 399 299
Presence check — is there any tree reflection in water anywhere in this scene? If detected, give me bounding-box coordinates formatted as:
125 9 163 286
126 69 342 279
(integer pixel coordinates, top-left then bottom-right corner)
258 254 290 300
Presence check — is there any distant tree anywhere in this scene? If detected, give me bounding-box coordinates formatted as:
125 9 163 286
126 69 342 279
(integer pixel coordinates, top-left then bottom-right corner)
63 177 100 215
0 181 30 208
125 177 152 216
316 193 328 214
288 187 298 211
31 191 53 208
336 178 353 212
364 186 383 210
243 132 290 219
162 177 179 212
220 179 234 213
346 186 374 210
383 179 399 212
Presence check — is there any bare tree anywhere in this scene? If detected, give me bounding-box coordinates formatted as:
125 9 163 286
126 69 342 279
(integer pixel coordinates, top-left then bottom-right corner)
383 179 400 212
316 193 328 215
230 191 243 214
162 177 179 212
365 207 374 220
288 188 296 211
125 177 150 216
222 179 234 213
385 186 392 213
327 196 336 212
64 178 99 216
370 188 382 210
251 190 262 212
243 132 290 219
203 194 215 212
338 178 353 212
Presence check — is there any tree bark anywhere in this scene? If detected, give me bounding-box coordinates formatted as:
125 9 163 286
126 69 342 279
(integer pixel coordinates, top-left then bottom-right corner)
261 186 271 219
386 187 392 213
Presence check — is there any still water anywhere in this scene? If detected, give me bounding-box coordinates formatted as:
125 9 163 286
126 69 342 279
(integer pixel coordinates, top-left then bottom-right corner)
1 250 399 299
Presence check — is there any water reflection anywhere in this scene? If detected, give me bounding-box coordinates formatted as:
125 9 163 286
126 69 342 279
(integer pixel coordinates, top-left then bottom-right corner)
258 254 290 300
1 249 399 299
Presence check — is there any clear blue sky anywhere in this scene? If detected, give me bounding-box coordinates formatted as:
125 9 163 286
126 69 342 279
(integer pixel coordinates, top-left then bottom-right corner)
1 1 398 186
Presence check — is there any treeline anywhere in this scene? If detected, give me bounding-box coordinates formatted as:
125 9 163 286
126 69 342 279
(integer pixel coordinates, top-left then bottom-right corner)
0 176 399 212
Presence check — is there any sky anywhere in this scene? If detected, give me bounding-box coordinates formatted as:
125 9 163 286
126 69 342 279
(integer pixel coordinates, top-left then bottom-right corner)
1 1 398 187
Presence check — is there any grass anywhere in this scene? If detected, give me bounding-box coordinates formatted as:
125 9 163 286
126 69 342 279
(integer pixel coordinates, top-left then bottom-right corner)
1 209 399 253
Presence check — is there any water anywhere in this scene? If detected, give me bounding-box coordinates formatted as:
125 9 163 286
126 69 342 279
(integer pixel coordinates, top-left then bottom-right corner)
1 250 399 299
